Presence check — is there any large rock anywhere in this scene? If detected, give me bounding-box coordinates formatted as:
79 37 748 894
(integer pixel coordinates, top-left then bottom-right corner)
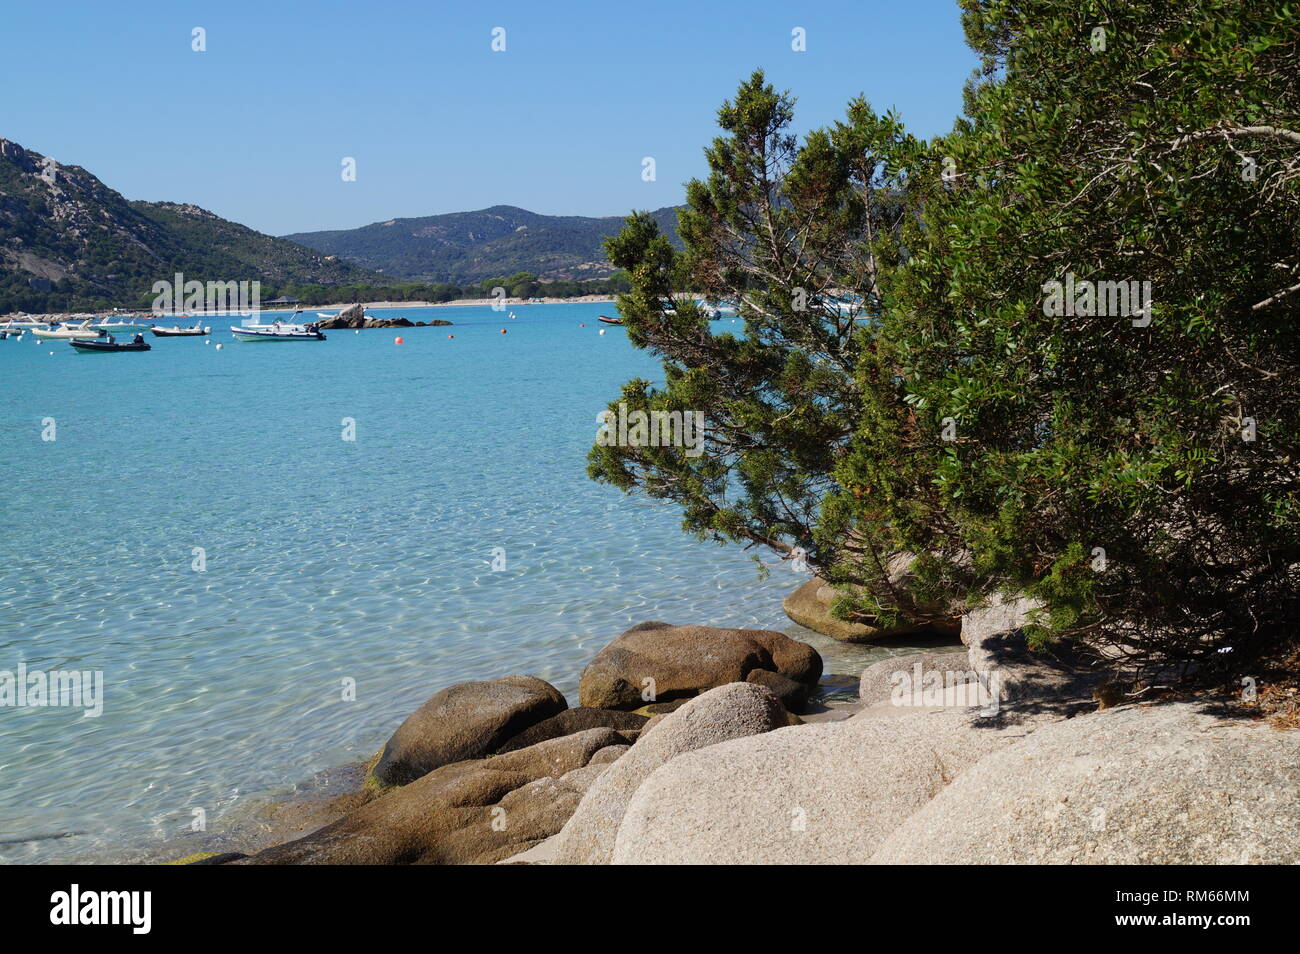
546 682 789 864
318 303 366 328
961 593 1100 708
609 704 1053 865
579 621 821 710
496 707 648 753
372 675 567 786
241 728 624 865
961 592 1043 649
316 304 449 330
871 702 1300 864
858 651 975 707
783 577 880 641
783 575 960 643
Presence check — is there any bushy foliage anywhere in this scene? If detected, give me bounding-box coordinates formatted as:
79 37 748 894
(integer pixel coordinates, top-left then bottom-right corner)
591 1 1300 671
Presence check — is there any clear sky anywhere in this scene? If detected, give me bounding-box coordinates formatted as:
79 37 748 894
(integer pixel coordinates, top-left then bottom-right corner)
2 0 978 236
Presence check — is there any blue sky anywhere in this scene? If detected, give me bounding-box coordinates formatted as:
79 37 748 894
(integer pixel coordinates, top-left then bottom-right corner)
2 0 977 236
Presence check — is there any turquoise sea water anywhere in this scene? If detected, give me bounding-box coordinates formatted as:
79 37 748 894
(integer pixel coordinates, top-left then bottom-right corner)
0 302 918 863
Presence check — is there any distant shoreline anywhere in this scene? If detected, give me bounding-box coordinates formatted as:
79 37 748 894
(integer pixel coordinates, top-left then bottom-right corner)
314 295 617 311
4 295 618 322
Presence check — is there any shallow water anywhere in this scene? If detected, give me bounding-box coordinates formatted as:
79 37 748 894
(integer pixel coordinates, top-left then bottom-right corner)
0 302 949 863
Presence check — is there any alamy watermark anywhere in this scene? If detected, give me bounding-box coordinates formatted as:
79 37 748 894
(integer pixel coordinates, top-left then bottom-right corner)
1042 272 1152 326
151 272 261 317
1 663 104 717
889 663 1002 715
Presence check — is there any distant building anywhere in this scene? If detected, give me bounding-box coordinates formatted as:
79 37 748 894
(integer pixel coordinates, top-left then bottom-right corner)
264 296 301 306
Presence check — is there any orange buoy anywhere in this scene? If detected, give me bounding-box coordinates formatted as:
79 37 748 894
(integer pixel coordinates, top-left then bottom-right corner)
448 334 454 339
395 336 404 344
500 329 507 334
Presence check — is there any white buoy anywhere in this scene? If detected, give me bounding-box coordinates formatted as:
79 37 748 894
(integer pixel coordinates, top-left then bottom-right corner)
355 329 360 334
215 343 223 351
205 340 210 345
49 350 55 355
598 329 606 336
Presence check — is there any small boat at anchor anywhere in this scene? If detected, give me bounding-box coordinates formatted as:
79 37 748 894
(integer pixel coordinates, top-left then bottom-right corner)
0 319 42 336
596 315 624 325
69 334 151 353
32 320 106 340
151 319 211 337
230 319 326 341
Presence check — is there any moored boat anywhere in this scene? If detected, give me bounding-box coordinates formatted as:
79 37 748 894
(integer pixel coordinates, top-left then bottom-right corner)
0 319 42 335
32 320 106 340
151 320 211 337
69 334 151 352
596 315 624 325
230 319 326 341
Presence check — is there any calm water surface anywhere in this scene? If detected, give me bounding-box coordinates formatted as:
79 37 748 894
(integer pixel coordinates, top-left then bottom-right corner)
0 302 929 862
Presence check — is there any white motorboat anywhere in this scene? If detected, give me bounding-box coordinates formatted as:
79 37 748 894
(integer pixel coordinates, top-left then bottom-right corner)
1 318 42 334
31 320 107 340
150 320 211 337
230 319 326 341
1 319 37 337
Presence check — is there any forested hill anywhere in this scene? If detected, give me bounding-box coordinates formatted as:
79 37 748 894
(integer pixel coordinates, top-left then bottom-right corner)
0 137 377 313
284 205 684 283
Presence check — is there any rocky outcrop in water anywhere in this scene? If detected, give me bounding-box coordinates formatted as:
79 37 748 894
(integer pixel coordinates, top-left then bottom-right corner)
578 621 821 710
314 303 452 329
371 675 567 786
212 607 1295 866
783 571 962 643
242 727 631 864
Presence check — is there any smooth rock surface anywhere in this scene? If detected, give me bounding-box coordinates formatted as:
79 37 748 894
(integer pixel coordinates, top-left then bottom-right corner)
871 702 1300 864
783 563 961 643
546 682 789 864
579 621 821 710
610 705 1054 864
782 577 882 642
858 651 974 707
372 675 567 786
961 594 1100 708
242 727 622 865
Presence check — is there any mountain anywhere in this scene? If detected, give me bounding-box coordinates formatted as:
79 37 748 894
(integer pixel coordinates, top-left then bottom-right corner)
284 205 683 283
0 137 377 313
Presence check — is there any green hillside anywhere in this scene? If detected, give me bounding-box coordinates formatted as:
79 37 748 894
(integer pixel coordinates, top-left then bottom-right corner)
0 137 377 313
285 205 684 283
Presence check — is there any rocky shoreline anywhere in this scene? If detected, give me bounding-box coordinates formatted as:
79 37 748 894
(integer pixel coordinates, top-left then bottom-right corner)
167 584 1297 866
